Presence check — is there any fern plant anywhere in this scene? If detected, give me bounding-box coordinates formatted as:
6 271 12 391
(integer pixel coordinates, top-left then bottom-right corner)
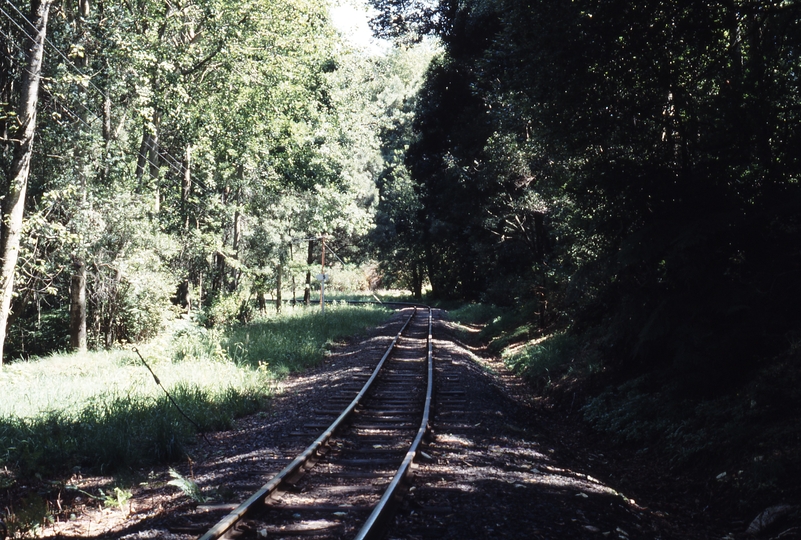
167 468 207 503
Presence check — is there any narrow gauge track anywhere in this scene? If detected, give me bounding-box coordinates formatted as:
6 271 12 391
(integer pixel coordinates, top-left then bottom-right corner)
200 306 433 540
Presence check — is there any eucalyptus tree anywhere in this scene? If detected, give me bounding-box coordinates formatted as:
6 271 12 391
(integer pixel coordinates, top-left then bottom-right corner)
179 0 346 302
368 42 437 297
0 0 55 364
1 0 394 358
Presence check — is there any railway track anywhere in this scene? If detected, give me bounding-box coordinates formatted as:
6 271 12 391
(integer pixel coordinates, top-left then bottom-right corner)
199 305 433 539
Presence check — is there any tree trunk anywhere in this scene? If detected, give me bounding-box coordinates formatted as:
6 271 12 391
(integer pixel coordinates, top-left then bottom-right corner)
0 0 53 365
100 90 112 183
0 29 13 142
212 251 225 293
69 260 87 351
181 143 192 229
196 272 203 308
411 262 423 299
149 121 160 214
303 240 314 305
230 208 242 292
423 233 438 298
135 111 161 209
135 129 150 184
276 260 282 313
70 149 88 352
104 266 122 347
533 212 546 263
290 243 296 305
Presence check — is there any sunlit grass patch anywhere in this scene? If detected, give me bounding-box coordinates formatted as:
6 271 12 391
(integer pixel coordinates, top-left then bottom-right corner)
0 303 392 476
503 332 580 381
447 303 504 326
222 302 391 374
0 348 261 421
0 351 270 475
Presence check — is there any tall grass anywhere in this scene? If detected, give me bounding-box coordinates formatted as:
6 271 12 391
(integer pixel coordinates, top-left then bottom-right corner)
222 302 391 375
0 303 390 476
0 350 270 475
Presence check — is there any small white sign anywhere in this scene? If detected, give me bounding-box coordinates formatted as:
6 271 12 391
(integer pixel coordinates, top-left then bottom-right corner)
316 273 328 282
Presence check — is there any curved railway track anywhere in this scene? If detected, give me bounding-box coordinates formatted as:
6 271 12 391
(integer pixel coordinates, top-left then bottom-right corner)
199 305 433 540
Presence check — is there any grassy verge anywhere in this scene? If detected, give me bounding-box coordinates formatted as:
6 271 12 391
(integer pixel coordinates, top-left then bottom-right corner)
454 303 599 384
0 303 390 477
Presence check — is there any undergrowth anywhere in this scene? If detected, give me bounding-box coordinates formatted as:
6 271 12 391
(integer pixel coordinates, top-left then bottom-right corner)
582 356 801 503
0 303 390 478
448 302 590 382
453 301 801 509
222 302 390 375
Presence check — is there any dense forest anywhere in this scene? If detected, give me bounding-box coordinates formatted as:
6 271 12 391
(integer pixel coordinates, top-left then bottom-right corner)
3 0 801 531
370 0 801 388
1 0 435 363
3 0 800 419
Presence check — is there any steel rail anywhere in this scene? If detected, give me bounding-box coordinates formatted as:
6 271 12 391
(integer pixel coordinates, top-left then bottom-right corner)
199 307 419 540
354 306 433 540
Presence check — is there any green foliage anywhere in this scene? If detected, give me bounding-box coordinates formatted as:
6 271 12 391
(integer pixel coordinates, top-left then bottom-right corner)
2 493 52 538
368 43 437 299
582 375 751 471
110 250 175 344
199 291 254 328
167 468 208 503
582 353 801 498
471 302 542 355
367 0 801 391
326 263 374 293
447 303 504 326
66 485 133 511
0 305 389 475
171 325 228 363
2 0 398 363
4 309 70 359
503 332 581 381
101 487 133 510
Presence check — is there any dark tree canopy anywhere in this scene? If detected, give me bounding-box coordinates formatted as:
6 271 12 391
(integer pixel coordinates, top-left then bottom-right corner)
370 0 801 388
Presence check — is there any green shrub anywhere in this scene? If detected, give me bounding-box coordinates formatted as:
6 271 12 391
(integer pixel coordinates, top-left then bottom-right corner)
326 264 373 292
171 325 227 363
503 332 580 380
4 308 70 359
199 291 253 328
447 303 504 326
90 249 174 347
582 356 801 492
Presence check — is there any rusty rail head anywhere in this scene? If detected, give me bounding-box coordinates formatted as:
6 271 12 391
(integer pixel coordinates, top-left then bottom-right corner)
354 306 433 540
199 306 418 540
